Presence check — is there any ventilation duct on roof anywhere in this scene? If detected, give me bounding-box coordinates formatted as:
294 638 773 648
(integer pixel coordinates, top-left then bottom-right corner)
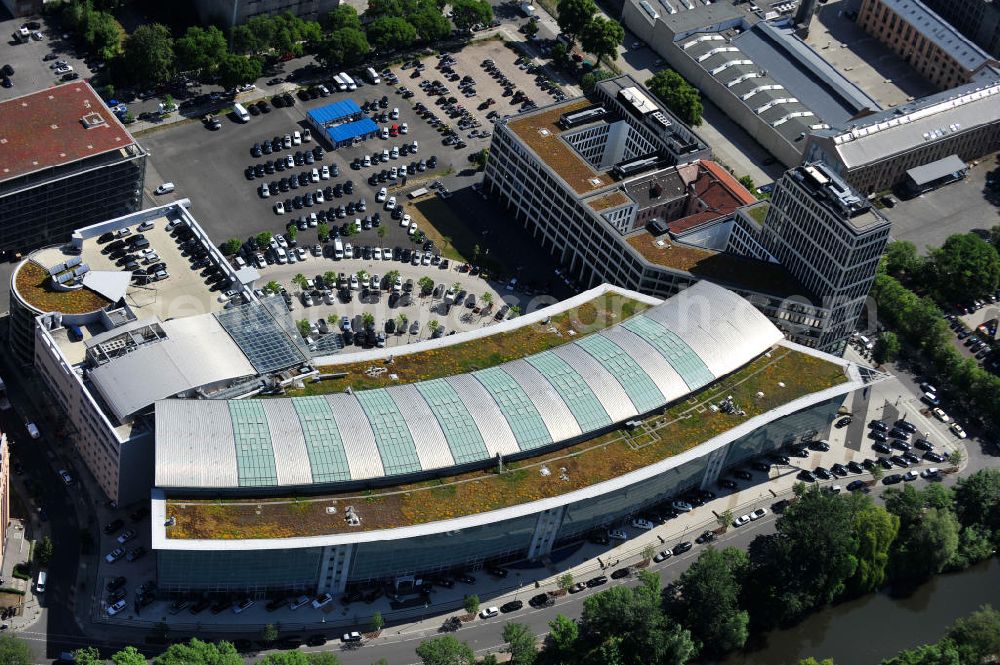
81 113 106 129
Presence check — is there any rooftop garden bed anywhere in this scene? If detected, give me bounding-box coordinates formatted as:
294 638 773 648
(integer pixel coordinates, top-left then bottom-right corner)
588 190 631 211
15 261 110 314
284 291 651 396
625 232 807 299
745 202 770 227
165 346 847 540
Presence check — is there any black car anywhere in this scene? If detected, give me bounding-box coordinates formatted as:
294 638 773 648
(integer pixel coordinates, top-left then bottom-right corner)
895 420 918 434
279 637 303 649
870 420 888 431
106 576 126 592
847 460 864 474
797 469 816 482
695 530 715 544
733 470 752 480
835 416 852 428
883 474 903 485
189 598 211 615
769 453 791 465
256 100 270 114
500 600 523 613
588 531 610 546
924 451 946 463
672 541 693 555
586 575 608 588
847 479 867 492
282 93 295 106
891 439 912 452
890 455 910 468
751 461 771 472
305 635 326 647
529 593 554 608
808 440 831 452
487 566 508 578
104 518 124 534
789 446 810 458
718 478 737 489
458 573 476 584
903 451 921 464
871 430 889 442
610 568 631 580
265 597 285 612
830 463 848 476
915 438 935 451
814 466 831 480
878 457 894 469
107 588 127 603
873 441 892 454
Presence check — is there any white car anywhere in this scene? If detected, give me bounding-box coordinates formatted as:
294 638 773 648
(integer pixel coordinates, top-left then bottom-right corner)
302 128 312 142
732 514 751 528
391 107 399 119
105 547 125 563
315 189 325 203
296 247 308 261
607 528 627 541
58 469 74 485
630 518 655 531
274 201 285 215
932 408 950 423
390 146 399 159
376 187 387 202
320 165 330 180
312 593 334 609
382 149 390 162
283 134 293 148
311 168 320 183
949 423 967 439
26 422 40 439
749 508 768 521
408 222 418 235
479 607 500 619
385 196 396 210
292 130 302 145
349 274 359 290
106 599 127 616
921 467 940 478
400 213 411 227
380 127 390 139
381 248 392 260
286 155 294 168
259 183 270 198
400 122 409 135
363 154 372 167
342 632 362 643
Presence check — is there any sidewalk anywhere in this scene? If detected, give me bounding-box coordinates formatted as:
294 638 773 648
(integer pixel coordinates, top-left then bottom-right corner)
2 520 40 631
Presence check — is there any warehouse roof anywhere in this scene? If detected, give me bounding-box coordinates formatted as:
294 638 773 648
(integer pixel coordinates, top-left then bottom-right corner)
0 82 137 183
307 99 362 126
905 154 968 186
326 118 378 144
154 281 784 490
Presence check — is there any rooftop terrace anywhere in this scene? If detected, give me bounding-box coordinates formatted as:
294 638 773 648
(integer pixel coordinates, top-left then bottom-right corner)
14 258 111 315
163 345 848 540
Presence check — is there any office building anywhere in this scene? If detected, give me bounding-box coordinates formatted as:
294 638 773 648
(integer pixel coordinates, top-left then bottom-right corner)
483 76 882 352
194 0 341 28
620 3 880 167
0 82 146 258
753 164 891 351
151 281 876 595
803 80 1000 193
857 0 1000 90
923 0 1000 59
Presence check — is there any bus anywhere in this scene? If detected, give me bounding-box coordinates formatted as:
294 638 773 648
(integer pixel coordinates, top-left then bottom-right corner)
339 72 357 91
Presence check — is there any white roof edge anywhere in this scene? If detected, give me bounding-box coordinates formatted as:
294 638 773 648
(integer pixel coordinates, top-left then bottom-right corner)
152 354 872 551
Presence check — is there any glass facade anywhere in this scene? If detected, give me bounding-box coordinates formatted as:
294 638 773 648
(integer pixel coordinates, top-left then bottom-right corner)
157 547 323 594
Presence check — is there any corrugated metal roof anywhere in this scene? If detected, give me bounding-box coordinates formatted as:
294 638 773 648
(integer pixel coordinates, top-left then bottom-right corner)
326 118 378 144
307 99 362 126
154 281 784 490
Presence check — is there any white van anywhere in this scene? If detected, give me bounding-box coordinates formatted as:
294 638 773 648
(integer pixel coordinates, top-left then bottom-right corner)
366 67 381 84
274 247 287 264
339 72 357 90
36 571 47 594
233 103 250 123
333 238 344 260
154 182 175 195
332 75 347 92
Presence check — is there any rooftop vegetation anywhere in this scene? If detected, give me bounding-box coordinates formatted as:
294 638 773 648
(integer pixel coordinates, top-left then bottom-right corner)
165 346 847 540
285 291 651 395
15 261 110 314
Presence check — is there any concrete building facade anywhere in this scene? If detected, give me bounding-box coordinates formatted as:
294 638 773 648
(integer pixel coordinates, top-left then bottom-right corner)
193 0 341 28
0 83 146 258
923 0 1000 59
857 0 1000 90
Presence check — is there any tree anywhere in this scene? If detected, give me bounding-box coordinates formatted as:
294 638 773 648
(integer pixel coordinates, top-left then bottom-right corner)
87 12 126 62
0 636 32 665
297 319 312 338
326 4 362 31
846 493 899 595
504 623 537 665
410 7 451 43
641 543 656 562
261 623 279 645
546 614 579 661
415 635 476 665
717 509 734 530
316 28 371 69
580 17 623 69
362 311 375 329
870 462 884 483
112 646 147 665
799 660 836 665
367 17 417 52
377 226 387 243
222 238 242 255
152 639 243 665
884 241 924 280
954 469 1000 544
35 536 54 565
74 647 103 665
293 273 308 289
452 0 493 31
482 292 493 306
419 276 435 295
123 24 174 86
947 605 1000 665
306 655 342 665
893 507 960 580
556 573 574 592
318 223 330 241
256 231 273 249
371 611 385 633
429 319 440 334
174 26 227 78
873 332 901 365
397 313 409 332
259 653 309 665
218 54 263 92
672 547 749 657
580 577 697 665
928 233 1000 302
287 225 298 241
464 594 480 615
265 280 281 294
646 69 703 126
556 0 597 43
880 641 962 665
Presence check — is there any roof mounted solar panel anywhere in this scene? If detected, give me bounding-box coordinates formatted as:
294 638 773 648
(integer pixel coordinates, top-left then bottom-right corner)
73 264 90 277
65 256 83 268
48 262 66 276
558 104 607 129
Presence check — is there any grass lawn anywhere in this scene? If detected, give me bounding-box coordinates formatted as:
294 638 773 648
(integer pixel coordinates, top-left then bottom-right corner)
408 195 485 263
284 291 651 396
167 347 847 540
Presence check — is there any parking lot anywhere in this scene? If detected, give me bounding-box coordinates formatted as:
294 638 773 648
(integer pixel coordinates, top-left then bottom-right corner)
0 16 96 102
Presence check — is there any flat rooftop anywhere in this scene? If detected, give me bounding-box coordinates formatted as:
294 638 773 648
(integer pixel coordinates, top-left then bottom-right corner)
0 82 137 183
14 251 112 315
162 345 849 540
507 100 616 196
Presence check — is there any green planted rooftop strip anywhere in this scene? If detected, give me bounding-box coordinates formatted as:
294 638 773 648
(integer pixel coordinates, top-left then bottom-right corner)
165 347 847 540
746 202 770 227
283 292 653 396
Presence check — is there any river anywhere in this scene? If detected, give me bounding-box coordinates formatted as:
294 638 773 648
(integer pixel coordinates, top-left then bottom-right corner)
718 557 1000 665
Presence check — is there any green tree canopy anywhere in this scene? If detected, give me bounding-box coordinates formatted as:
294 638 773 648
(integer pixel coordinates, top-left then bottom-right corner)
947 605 1000 665
671 547 749 657
883 240 924 280
217 54 263 91
259 652 311 665
367 16 418 52
544 614 579 663
646 69 703 126
327 4 362 30
152 639 243 665
873 331 901 365
451 0 493 31
954 468 1000 545
174 26 227 78
504 623 537 665
894 507 960 580
87 12 126 62
928 233 1000 302
112 646 147 665
35 536 54 565
409 6 451 42
316 28 370 68
880 640 961 665
580 17 623 68
415 635 476 665
73 647 103 665
123 24 175 86
556 0 597 42
846 493 899 595
0 636 33 665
